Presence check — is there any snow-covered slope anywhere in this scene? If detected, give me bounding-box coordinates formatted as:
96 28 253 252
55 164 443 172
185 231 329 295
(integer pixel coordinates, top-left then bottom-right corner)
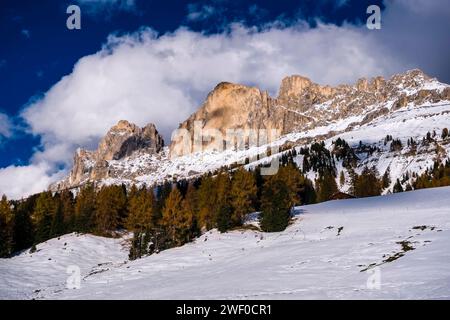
2 187 450 299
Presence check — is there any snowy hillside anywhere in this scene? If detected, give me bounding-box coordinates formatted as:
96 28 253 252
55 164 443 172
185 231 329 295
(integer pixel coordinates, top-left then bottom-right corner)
2 186 450 299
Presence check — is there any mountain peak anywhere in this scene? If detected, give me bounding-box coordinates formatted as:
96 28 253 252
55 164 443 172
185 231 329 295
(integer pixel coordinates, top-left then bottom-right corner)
278 75 312 98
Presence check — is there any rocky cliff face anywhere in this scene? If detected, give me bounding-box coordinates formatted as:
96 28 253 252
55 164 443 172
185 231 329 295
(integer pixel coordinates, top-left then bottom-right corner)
51 69 450 191
53 120 164 189
170 69 450 157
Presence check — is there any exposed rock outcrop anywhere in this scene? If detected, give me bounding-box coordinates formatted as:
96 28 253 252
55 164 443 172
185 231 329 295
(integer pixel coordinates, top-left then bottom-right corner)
170 69 448 157
52 120 164 189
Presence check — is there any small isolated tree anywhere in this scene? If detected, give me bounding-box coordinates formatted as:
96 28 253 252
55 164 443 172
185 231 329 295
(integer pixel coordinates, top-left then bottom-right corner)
382 167 391 189
442 128 449 140
260 177 292 232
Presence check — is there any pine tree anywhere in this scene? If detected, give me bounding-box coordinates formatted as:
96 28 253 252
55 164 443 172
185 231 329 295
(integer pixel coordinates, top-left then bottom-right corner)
217 203 232 233
50 196 65 238
352 167 382 198
59 190 75 232
33 191 56 244
230 168 256 226
393 179 404 193
0 195 14 257
382 167 391 189
126 186 155 232
183 183 200 237
442 128 449 139
13 196 35 251
162 187 194 246
316 169 338 202
155 181 172 222
260 177 291 232
253 167 264 211
276 164 302 208
74 184 96 232
95 185 126 235
197 175 217 230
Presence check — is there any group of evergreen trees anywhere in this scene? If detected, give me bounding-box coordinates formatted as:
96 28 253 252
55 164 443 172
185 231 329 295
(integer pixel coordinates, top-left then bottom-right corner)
349 167 382 198
413 159 450 190
0 159 317 259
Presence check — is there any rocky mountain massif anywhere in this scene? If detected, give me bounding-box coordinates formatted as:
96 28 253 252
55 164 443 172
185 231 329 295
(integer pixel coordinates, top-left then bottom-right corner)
50 69 450 192
62 121 164 188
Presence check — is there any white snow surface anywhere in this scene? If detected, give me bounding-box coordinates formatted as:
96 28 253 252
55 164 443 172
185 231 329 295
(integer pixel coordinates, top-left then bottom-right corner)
1 187 450 300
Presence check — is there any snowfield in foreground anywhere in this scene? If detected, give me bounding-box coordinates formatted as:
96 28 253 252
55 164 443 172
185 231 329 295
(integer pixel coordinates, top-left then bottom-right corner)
1 187 450 300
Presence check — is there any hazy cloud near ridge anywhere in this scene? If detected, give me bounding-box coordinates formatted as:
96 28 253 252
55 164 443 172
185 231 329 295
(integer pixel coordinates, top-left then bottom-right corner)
1 0 449 199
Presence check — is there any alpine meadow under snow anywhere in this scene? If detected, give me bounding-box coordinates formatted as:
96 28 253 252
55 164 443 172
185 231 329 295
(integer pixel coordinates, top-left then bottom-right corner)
1 187 450 299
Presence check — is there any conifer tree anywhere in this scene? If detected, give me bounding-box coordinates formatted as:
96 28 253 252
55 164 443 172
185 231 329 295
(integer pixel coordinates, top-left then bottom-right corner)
60 190 75 232
253 167 264 211
316 169 338 202
393 179 404 193
197 175 217 230
230 168 256 226
276 164 302 208
183 183 200 237
126 186 154 232
162 187 194 246
0 195 14 257
352 167 382 198
95 185 126 235
50 196 65 238
260 177 291 232
216 203 232 233
13 196 35 251
33 191 56 243
74 184 96 232
155 181 172 222
382 167 392 189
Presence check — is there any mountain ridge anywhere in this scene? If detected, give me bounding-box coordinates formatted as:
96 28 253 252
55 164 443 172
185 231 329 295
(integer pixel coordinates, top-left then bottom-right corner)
50 69 450 192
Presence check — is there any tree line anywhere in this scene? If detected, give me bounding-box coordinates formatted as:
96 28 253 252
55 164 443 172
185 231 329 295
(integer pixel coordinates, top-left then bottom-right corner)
0 159 318 259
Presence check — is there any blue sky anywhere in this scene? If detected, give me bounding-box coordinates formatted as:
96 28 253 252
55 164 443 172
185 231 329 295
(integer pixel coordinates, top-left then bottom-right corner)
0 0 449 198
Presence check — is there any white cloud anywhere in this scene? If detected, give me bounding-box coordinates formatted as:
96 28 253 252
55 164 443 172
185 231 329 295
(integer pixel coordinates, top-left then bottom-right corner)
0 113 12 139
1 0 449 199
0 164 64 199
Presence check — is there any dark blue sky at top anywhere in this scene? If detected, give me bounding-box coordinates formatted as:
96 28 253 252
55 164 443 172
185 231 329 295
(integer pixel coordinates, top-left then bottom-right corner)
0 0 384 167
